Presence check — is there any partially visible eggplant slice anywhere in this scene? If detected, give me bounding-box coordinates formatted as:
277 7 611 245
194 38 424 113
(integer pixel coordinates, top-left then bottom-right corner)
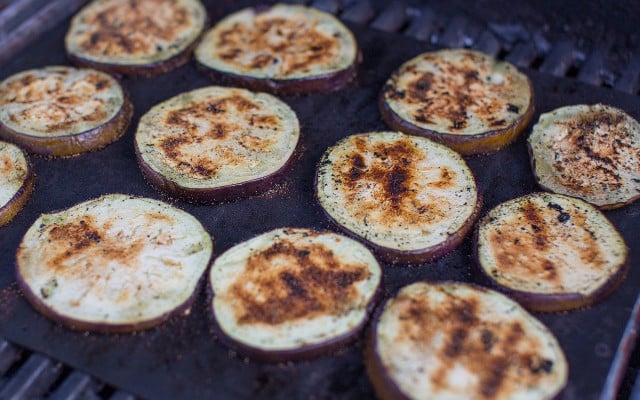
379 49 534 155
365 281 568 400
316 131 481 265
65 0 207 77
135 86 300 203
0 141 34 227
209 227 382 362
195 4 360 95
16 194 213 333
528 104 640 209
0 66 132 157
474 192 628 312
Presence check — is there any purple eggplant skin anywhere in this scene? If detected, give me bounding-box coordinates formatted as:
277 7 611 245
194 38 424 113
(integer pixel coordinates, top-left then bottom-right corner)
378 76 535 156
313 161 483 265
0 95 133 158
206 257 384 363
0 150 35 227
196 51 362 96
14 252 213 334
66 19 209 79
471 221 630 313
135 137 302 204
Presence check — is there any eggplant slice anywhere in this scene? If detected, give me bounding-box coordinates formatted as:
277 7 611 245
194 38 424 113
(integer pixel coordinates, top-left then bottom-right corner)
195 4 359 95
528 104 640 209
475 192 628 312
0 66 132 157
316 131 481 264
209 227 381 362
366 281 568 400
380 49 534 155
0 141 34 227
16 194 213 333
135 86 300 203
65 0 207 77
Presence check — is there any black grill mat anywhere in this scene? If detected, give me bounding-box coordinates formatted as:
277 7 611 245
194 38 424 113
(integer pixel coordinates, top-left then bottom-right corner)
1 5 640 399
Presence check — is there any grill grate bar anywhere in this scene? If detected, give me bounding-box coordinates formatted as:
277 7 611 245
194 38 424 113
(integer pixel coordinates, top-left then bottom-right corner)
539 40 577 77
0 339 22 377
0 353 63 399
370 1 407 33
504 41 538 68
472 30 502 57
577 47 607 86
614 48 640 95
49 371 101 400
340 0 375 23
402 5 436 42
439 15 479 49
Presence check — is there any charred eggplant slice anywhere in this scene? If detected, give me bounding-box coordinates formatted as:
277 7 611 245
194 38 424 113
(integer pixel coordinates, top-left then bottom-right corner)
528 104 640 209
135 86 300 203
65 0 207 77
475 192 628 312
0 141 34 227
0 66 132 157
209 227 381 362
365 281 568 400
16 194 213 332
195 4 359 95
316 131 481 264
380 49 534 155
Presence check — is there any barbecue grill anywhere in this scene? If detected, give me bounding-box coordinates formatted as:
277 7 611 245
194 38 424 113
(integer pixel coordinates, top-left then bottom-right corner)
1 0 639 399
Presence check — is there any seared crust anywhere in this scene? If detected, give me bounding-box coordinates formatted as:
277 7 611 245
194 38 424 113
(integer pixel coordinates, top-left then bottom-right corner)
135 86 300 203
195 4 359 94
209 228 382 362
16 194 213 332
0 66 132 157
528 104 640 209
366 281 568 400
316 131 481 264
380 49 534 155
474 192 629 312
0 141 35 227
66 0 207 77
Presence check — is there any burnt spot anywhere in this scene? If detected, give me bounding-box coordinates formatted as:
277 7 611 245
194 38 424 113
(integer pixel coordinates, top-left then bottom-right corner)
521 203 548 250
160 136 188 160
479 355 509 398
542 260 557 280
407 72 434 101
507 104 520 113
250 54 273 69
444 328 468 358
481 329 496 352
231 240 370 325
489 119 506 128
527 357 554 374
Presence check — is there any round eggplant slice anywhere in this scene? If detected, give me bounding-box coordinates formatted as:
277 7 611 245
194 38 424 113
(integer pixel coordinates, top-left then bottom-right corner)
135 86 300 203
316 131 481 265
475 193 628 312
194 4 359 95
16 194 213 332
65 0 207 77
0 66 132 157
380 49 534 155
528 104 640 209
209 227 381 362
365 281 568 400
0 141 34 227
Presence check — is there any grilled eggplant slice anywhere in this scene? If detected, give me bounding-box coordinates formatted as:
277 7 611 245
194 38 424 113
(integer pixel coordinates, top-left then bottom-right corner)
16 194 213 332
365 281 568 400
209 227 381 362
475 192 628 312
135 86 300 203
380 49 534 155
195 4 359 95
0 66 132 157
316 131 481 264
0 141 34 226
528 104 640 209
65 0 207 77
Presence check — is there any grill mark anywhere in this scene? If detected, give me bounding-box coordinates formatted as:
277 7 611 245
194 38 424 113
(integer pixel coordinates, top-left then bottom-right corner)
78 0 191 57
213 14 340 77
386 51 523 132
229 239 370 325
335 137 453 226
